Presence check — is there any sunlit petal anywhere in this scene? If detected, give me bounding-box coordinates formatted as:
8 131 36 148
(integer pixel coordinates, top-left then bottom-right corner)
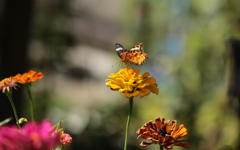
106 66 158 98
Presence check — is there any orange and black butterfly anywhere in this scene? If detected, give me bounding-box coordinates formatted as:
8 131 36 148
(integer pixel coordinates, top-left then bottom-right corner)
115 43 148 65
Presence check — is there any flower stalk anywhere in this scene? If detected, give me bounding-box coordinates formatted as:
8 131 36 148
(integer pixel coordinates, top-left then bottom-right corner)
160 145 164 150
124 96 134 150
26 88 34 121
13 70 44 121
23 82 35 121
5 90 20 128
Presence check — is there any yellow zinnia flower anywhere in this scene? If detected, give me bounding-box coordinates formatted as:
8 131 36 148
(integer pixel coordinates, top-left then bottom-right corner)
106 66 159 98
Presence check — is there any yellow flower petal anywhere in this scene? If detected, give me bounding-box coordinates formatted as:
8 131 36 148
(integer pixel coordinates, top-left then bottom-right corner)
108 84 121 90
132 91 140 97
141 72 150 78
124 92 133 98
142 77 157 85
139 89 151 98
147 87 159 95
106 67 159 98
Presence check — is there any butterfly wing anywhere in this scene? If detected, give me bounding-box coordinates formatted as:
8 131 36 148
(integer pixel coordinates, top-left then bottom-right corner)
115 43 128 59
128 43 148 65
115 43 148 65
129 43 144 52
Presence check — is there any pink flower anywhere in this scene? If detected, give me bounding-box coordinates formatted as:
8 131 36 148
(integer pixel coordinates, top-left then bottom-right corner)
22 120 60 150
0 125 26 150
60 131 72 147
0 77 19 93
0 120 61 150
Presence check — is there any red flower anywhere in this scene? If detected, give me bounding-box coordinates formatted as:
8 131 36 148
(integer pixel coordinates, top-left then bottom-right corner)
137 117 189 149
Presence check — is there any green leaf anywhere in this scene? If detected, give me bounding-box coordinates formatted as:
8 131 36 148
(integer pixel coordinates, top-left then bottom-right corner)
0 118 12 126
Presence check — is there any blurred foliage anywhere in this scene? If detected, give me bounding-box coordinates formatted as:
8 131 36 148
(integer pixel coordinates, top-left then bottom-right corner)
27 0 240 150
31 0 76 68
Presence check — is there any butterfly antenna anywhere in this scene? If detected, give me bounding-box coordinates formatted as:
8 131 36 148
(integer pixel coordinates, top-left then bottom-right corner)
131 65 135 69
111 61 120 67
121 63 125 68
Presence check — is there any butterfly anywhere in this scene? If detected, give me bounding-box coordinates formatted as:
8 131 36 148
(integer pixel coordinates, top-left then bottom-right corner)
115 43 148 65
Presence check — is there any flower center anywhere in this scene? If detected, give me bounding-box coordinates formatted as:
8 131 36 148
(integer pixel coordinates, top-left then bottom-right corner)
30 132 40 141
158 126 167 137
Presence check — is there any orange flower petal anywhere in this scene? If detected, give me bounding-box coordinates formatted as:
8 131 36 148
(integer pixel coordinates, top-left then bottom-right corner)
137 117 189 149
124 92 133 98
139 89 151 98
16 70 44 84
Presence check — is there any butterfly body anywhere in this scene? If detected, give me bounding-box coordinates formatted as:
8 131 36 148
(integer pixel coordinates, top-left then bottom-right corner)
115 43 148 65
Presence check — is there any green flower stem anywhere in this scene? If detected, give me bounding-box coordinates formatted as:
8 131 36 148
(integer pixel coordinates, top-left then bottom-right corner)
27 89 34 121
124 96 134 150
6 92 20 128
160 145 164 150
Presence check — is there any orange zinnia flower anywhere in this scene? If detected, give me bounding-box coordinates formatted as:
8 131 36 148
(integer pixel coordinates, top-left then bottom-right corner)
0 77 19 93
136 117 189 149
13 70 43 84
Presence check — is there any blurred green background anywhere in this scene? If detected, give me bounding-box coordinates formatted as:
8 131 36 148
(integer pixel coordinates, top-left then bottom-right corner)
0 0 239 150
